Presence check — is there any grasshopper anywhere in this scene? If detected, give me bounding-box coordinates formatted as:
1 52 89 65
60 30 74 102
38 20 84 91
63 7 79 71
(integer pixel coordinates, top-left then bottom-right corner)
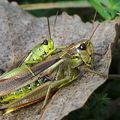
21 17 54 66
0 15 58 79
20 17 55 76
0 23 100 114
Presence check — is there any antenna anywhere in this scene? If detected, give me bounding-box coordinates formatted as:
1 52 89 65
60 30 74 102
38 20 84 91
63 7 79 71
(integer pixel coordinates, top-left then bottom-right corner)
92 10 97 25
47 11 58 40
89 23 100 40
89 10 100 40
47 17 52 40
53 11 59 34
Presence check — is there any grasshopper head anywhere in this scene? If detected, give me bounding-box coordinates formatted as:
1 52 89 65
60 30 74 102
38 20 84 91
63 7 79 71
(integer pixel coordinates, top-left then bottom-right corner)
42 39 54 50
71 40 94 68
74 24 99 68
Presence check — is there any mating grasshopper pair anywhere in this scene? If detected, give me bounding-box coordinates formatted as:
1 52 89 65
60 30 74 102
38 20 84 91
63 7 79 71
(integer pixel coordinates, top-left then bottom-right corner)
0 15 100 114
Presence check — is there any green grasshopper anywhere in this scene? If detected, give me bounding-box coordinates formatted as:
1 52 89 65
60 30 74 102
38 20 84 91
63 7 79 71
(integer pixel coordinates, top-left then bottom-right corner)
20 17 55 75
22 17 54 66
17 13 59 76
0 16 58 78
0 23 100 114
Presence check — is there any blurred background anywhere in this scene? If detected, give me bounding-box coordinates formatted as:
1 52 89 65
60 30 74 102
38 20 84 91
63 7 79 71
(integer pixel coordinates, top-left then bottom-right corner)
7 0 120 120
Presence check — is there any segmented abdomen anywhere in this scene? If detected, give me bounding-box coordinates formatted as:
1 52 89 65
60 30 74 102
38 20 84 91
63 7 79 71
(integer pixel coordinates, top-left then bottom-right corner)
0 77 49 107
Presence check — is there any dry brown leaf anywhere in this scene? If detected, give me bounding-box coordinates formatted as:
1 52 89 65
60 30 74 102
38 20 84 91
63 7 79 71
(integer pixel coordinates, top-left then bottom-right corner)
0 1 120 120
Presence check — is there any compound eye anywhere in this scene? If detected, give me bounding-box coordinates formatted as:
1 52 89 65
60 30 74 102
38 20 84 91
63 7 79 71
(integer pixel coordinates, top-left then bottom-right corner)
43 39 48 45
0 68 5 75
78 43 86 50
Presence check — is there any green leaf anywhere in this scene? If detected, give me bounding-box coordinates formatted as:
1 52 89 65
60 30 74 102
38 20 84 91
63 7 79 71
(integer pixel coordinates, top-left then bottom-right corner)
99 0 110 7
113 2 120 11
89 0 112 19
89 0 119 19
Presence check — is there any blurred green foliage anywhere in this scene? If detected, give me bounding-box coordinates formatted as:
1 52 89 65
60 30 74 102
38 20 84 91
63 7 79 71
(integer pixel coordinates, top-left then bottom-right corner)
8 0 120 120
89 0 120 19
12 0 120 20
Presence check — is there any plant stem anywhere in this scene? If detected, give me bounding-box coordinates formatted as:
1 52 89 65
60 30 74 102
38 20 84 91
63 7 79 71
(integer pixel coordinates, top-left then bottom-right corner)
109 74 120 80
19 1 91 10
